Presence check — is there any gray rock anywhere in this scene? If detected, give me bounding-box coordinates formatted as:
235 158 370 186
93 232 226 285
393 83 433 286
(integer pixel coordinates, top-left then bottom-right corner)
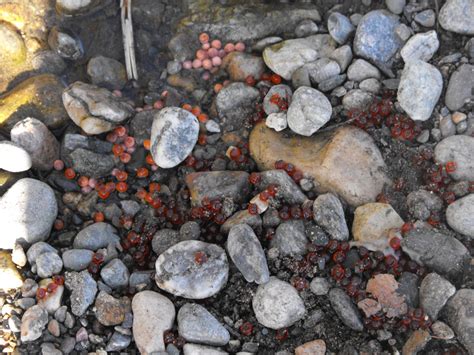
440 115 456 138
252 277 305 329
150 107 199 168
329 288 364 331
132 291 175 354
183 344 228 355
445 64 473 111
291 65 312 88
342 89 374 111
414 9 436 27
152 229 181 255
180 221 201 241
446 194 474 239
221 210 262 235
287 86 332 136
36 252 63 278
445 289 474 354
0 178 57 249
263 35 336 80
129 270 153 288
216 83 260 132
271 220 308 256
205 120 221 133
328 12 355 44
26 242 58 266
73 222 119 251
10 118 60 171
68 148 114 178
0 141 32 173
265 112 288 131
106 331 131 351
65 270 98 316
359 78 381 94
186 171 250 207
255 170 307 205
401 227 469 281
434 135 474 181
397 272 419 308
87 56 127 90
329 45 353 72
347 59 381 82
62 249 94 271
439 0 474 35
167 60 182 75
129 110 156 145
307 58 341 84
100 259 129 289
318 74 347 93
155 241 229 299
406 189 443 220
263 85 292 115
400 31 439 63
295 19 319 38
419 273 456 320
20 305 48 342
397 60 442 121
386 0 406 14
431 321 455 340
178 303 230 346
253 37 283 52
310 277 330 295
47 27 83 60
62 81 134 135
354 10 403 67
227 224 270 284
313 193 349 241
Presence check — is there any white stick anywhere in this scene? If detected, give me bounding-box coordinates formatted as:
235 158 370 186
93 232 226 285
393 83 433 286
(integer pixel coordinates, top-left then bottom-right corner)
121 0 138 80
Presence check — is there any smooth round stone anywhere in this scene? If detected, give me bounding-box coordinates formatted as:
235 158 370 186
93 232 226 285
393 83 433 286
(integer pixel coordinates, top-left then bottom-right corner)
150 107 199 169
36 252 63 278
400 31 439 63
62 249 94 271
385 0 406 14
310 277 330 296
434 135 474 181
445 64 474 111
328 12 355 44
27 242 58 266
397 60 442 121
73 222 119 250
0 141 32 173
87 56 127 90
347 59 381 82
155 241 229 299
439 0 474 35
271 220 308 256
0 178 57 249
11 117 60 171
419 273 456 320
178 303 230 346
132 291 175 354
252 277 306 329
20 305 48 342
287 86 332 136
446 194 474 239
100 259 129 289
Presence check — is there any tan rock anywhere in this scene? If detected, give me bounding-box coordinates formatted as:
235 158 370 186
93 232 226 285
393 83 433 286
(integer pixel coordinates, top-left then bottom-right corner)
366 274 407 318
249 122 389 206
295 339 326 355
0 250 23 290
0 74 67 131
352 203 404 250
167 74 196 92
402 329 431 355
222 52 265 82
94 291 131 326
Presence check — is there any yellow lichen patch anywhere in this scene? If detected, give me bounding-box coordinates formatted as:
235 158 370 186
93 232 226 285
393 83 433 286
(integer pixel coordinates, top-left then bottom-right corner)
0 250 23 291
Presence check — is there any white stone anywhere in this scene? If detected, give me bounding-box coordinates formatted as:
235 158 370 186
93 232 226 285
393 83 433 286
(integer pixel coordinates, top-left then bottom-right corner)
265 112 287 132
401 31 439 63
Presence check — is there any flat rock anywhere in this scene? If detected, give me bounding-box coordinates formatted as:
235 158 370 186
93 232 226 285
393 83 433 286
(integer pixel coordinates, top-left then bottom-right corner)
263 35 336 80
73 222 119 250
271 220 308 256
287 86 332 136
250 123 388 207
347 59 381 82
150 107 199 168
65 270 98 316
401 227 469 282
446 194 474 238
0 250 23 290
215 83 260 132
132 291 175 354
352 203 404 252
353 10 403 67
329 288 364 331
252 277 306 329
445 289 474 354
0 141 31 173
62 81 134 135
439 0 474 35
445 64 473 111
0 178 57 249
185 171 250 206
419 273 456 320
227 224 270 284
400 31 439 63
397 60 442 121
0 74 68 131
434 135 474 181
20 305 48 342
155 240 229 299
178 303 230 346
313 193 349 241
95 291 130 326
11 117 60 170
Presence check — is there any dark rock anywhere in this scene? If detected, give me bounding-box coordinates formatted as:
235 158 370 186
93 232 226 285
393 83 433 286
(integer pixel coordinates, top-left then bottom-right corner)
397 272 419 308
444 289 474 354
329 288 364 331
87 56 127 90
152 229 181 256
313 193 348 241
419 273 455 320
255 170 307 205
68 148 114 178
270 220 308 256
